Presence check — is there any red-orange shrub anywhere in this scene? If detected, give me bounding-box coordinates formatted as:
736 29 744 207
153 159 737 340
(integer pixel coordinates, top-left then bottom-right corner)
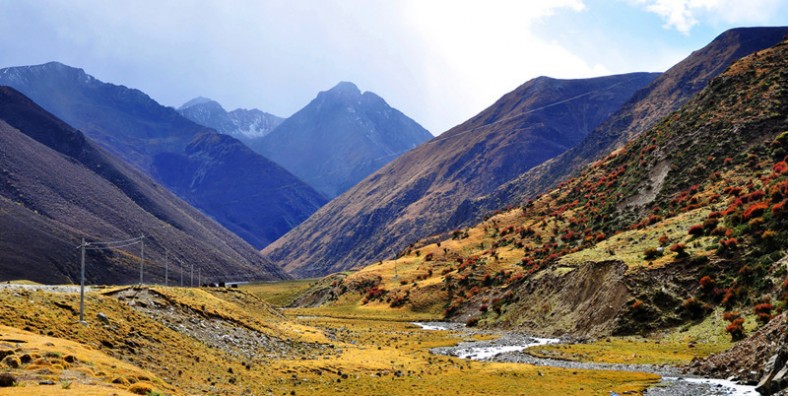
773 161 788 175
773 200 787 217
723 311 741 322
699 276 715 293
688 224 705 236
726 318 745 340
670 243 688 258
743 202 769 220
754 303 774 324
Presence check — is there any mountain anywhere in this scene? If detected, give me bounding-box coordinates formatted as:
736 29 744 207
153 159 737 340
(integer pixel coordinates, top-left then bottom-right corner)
250 82 432 198
0 63 326 249
153 133 327 248
470 26 788 222
297 33 788 346
0 86 287 284
177 97 283 143
263 73 659 277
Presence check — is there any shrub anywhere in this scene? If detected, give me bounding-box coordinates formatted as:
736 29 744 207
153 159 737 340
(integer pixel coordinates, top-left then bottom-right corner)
670 243 689 258
743 202 769 220
128 382 155 395
643 247 661 261
491 297 504 315
658 235 670 246
773 200 787 217
723 311 741 322
699 276 716 294
703 218 719 230
719 238 738 251
682 297 707 319
465 317 480 327
631 299 643 310
761 230 777 240
479 304 488 313
754 303 773 324
721 287 740 309
726 318 745 341
773 161 788 175
688 224 705 236
363 287 387 304
0 373 16 387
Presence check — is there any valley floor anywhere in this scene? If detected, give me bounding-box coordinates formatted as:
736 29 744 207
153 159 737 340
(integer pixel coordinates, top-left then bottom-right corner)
0 281 763 395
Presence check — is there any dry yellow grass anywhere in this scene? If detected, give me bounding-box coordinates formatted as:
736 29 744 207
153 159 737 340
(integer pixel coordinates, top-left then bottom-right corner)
525 309 756 366
0 286 663 395
0 325 165 395
263 316 659 396
242 278 320 306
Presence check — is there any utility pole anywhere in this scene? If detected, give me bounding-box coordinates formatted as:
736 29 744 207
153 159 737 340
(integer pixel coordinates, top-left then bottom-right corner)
139 234 145 285
164 249 169 286
392 249 399 279
79 238 86 324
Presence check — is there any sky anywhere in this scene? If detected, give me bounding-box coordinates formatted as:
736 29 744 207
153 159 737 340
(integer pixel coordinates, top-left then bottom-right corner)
0 0 786 135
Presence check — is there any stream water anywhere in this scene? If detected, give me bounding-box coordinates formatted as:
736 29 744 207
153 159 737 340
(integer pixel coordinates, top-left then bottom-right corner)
413 322 760 396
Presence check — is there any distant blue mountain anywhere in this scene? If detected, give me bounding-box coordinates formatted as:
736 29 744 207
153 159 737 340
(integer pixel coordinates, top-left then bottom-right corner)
0 62 327 249
250 81 432 198
178 97 283 144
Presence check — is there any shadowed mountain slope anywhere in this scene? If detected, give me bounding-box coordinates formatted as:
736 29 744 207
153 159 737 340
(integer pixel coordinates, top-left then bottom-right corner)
0 86 287 284
251 82 433 198
264 73 659 277
0 63 326 249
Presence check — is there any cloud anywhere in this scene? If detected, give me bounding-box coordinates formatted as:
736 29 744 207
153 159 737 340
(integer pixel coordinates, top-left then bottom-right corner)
631 0 786 34
402 0 600 132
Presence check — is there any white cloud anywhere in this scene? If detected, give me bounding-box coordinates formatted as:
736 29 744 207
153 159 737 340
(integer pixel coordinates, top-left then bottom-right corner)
402 0 603 132
632 0 786 34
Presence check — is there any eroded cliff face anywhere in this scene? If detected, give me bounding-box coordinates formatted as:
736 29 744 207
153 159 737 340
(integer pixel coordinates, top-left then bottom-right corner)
442 257 721 339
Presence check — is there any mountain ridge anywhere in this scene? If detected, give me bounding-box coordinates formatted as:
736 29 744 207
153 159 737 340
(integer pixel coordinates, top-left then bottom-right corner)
467 26 788 223
250 81 433 198
264 72 660 277
178 97 283 141
0 86 287 284
0 63 325 249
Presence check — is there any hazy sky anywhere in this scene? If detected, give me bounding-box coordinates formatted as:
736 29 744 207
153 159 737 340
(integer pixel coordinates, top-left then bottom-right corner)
1 0 786 135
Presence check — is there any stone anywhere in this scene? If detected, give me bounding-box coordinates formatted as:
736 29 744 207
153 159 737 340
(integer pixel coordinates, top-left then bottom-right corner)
97 312 110 325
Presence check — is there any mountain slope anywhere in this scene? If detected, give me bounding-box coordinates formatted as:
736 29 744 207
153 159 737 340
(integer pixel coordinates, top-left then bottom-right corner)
471 26 788 221
0 86 286 284
264 73 659 277
178 97 283 143
154 133 327 248
300 34 788 345
251 82 432 198
0 63 325 249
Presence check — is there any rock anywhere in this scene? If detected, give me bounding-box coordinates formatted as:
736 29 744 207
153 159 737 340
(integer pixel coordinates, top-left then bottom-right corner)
97 312 110 325
756 340 788 395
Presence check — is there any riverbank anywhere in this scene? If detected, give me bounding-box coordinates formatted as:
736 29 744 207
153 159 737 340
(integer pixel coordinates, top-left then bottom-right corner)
419 322 759 396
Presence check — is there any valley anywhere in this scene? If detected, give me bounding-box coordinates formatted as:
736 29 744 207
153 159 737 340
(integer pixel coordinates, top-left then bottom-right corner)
1 6 787 395
0 284 663 395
